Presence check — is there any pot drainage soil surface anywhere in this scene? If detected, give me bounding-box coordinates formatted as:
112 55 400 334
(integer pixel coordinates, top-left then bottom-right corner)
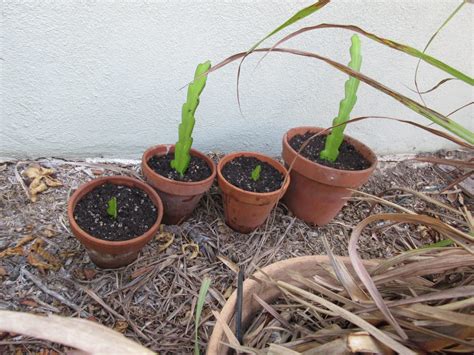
74 183 157 241
148 153 212 182
222 156 284 193
289 132 371 170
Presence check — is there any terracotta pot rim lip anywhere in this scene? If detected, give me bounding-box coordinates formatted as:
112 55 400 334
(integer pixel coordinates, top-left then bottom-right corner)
283 126 377 173
67 176 163 247
217 151 290 197
142 144 217 187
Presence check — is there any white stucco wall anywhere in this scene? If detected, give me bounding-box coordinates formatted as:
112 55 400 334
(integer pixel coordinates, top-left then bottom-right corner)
1 0 473 159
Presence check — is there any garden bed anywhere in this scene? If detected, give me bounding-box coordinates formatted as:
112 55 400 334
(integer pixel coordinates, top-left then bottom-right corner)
0 150 471 354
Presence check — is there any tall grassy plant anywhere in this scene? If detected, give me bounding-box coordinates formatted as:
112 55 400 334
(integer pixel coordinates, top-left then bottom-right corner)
206 1 473 145
171 61 211 176
320 35 362 162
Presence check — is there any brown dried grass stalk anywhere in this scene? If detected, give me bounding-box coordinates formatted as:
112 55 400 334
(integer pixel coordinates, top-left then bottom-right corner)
223 192 474 354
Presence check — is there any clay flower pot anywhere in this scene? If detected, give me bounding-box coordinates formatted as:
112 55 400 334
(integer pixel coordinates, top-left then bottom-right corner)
282 127 377 226
217 152 290 233
142 144 216 225
207 255 377 354
67 176 163 269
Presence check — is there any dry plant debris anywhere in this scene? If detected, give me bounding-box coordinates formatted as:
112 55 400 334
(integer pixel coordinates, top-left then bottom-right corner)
20 164 62 202
223 246 474 354
0 149 472 354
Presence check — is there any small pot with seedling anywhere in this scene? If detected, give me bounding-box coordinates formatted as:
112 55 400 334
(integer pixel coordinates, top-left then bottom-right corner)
67 176 163 268
282 35 377 225
217 152 290 233
142 61 217 225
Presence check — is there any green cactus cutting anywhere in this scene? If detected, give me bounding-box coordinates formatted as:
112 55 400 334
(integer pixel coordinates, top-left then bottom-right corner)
107 196 117 219
171 60 211 176
251 165 262 182
320 35 362 162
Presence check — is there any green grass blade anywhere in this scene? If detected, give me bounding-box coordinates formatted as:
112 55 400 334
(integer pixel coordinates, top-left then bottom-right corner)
206 48 474 144
249 0 330 53
266 23 474 86
414 1 468 103
194 277 211 355
421 239 454 249
233 1 330 112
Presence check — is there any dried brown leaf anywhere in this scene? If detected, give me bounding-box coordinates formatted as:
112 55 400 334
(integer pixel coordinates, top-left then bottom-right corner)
182 243 199 259
20 299 39 308
277 281 416 354
406 304 474 328
347 332 394 354
217 255 240 274
0 246 24 258
27 254 57 271
16 234 36 247
41 226 58 238
113 320 129 334
211 310 241 349
414 157 474 169
322 236 369 302
83 268 97 280
43 176 62 187
22 164 62 202
156 231 174 253
349 213 474 341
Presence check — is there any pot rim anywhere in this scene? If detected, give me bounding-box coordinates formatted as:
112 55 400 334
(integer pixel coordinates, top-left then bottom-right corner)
142 144 216 187
217 151 290 198
67 176 163 248
283 126 377 175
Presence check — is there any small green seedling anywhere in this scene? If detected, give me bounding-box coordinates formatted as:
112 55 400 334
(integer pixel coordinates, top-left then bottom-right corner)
171 60 211 177
320 34 362 162
107 196 117 219
251 165 262 182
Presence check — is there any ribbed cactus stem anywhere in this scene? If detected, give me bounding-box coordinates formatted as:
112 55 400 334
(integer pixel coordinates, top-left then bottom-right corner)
171 61 211 176
320 35 362 162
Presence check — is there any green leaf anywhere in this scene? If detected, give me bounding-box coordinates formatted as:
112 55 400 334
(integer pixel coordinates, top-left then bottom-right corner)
320 34 362 162
414 0 468 102
206 48 474 145
266 23 473 86
194 277 211 355
251 164 262 182
248 0 330 53
171 61 211 176
233 1 330 111
421 239 454 249
106 197 117 220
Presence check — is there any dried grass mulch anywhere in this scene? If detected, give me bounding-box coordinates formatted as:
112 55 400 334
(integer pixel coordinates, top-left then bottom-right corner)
0 149 472 354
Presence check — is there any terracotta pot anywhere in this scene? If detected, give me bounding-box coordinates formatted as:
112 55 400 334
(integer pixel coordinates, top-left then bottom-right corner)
207 255 378 355
141 144 216 225
217 152 290 233
282 127 377 226
67 176 163 269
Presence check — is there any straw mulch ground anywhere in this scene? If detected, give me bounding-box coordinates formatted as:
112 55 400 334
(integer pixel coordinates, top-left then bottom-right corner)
0 150 471 354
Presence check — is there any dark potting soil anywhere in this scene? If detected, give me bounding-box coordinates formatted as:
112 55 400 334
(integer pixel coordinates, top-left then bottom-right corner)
289 132 371 171
74 183 158 241
147 153 212 182
222 156 284 193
